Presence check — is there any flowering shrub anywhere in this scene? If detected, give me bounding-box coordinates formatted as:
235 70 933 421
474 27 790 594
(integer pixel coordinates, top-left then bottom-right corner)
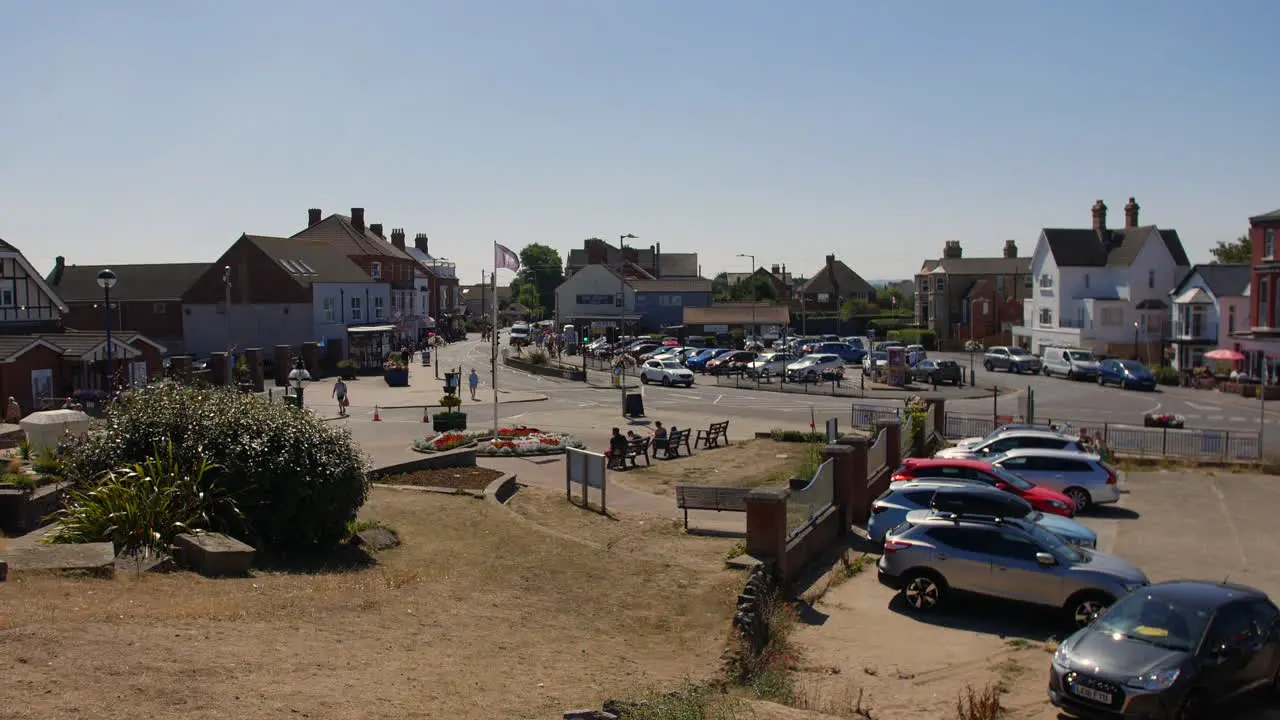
412 431 478 453
497 427 541 438
383 356 409 371
475 430 583 456
438 394 462 409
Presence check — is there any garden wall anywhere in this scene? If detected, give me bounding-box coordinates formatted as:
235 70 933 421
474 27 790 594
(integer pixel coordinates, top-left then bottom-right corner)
503 356 586 381
368 447 476 480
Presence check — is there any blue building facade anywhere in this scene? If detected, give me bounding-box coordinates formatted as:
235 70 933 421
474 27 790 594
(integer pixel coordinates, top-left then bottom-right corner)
631 279 713 331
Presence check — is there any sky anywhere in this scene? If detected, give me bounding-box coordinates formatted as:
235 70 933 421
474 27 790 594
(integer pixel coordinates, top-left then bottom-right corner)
2 1 1278 286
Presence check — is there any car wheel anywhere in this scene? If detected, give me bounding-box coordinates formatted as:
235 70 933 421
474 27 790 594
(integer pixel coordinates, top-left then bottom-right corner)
662 376 672 387
901 571 946 612
1174 689 1206 720
1064 487 1091 512
1097 374 1105 386
1066 592 1114 629
1007 363 1015 374
640 374 650 384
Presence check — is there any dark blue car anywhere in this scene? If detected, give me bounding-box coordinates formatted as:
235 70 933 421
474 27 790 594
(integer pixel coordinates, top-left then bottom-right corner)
816 342 866 363
685 348 729 372
1097 359 1156 391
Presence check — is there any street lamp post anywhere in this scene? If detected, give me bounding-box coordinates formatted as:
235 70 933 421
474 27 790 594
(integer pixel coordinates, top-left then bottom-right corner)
619 233 637 339
969 297 987 386
96 269 117 391
1133 321 1140 361
223 265 233 385
288 356 312 409
737 253 757 346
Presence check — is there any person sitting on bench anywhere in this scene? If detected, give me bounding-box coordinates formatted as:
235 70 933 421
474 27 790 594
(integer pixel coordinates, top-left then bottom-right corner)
607 427 628 461
651 421 669 453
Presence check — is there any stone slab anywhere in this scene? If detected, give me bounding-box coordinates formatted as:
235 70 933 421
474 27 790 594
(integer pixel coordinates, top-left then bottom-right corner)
0 559 7 581
173 532 256 577
353 526 400 552
0 541 116 577
114 548 176 574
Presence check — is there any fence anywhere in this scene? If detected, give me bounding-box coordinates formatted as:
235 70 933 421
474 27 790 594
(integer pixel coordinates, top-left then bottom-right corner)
943 412 996 440
714 371 867 398
852 404 901 428
900 415 915 457
867 427 888 477
785 459 835 540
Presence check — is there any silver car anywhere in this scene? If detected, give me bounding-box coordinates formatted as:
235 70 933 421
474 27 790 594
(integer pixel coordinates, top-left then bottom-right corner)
934 429 1088 460
877 511 1148 627
989 448 1120 511
983 345 1042 374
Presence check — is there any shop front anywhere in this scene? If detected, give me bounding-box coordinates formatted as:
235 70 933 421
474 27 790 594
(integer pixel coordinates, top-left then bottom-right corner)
347 324 397 374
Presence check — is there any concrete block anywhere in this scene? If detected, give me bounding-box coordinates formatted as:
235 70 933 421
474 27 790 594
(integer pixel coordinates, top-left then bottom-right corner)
353 526 400 552
114 548 176 574
0 541 115 577
0 559 7 581
19 409 90 455
173 532 255 577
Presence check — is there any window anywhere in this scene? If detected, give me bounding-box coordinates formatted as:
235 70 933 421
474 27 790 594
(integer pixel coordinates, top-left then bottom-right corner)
1101 307 1123 327
658 295 684 307
924 527 992 554
989 531 1041 562
817 293 831 304
153 302 166 314
1023 274 1033 290
1261 278 1272 327
373 296 385 320
1148 269 1155 289
1266 229 1276 259
1039 274 1053 289
322 297 336 322
918 278 930 292
996 276 1005 294
936 276 946 290
576 294 614 305
1084 273 1090 289
350 296 363 322
1229 305 1236 333
0 288 13 307
369 262 382 280
1039 308 1053 326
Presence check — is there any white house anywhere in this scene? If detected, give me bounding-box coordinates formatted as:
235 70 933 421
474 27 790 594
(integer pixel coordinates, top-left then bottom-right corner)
554 264 640 336
1012 198 1190 359
1168 264 1251 371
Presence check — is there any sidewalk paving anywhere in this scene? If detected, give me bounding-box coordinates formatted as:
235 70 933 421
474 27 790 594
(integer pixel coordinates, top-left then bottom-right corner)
295 362 547 419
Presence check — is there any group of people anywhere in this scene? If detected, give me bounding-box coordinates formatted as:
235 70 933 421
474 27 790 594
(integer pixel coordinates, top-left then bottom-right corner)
607 421 672 460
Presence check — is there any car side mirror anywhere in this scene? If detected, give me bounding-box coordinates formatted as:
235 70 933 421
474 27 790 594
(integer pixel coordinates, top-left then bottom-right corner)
1212 644 1242 663
994 482 1009 490
1035 552 1057 567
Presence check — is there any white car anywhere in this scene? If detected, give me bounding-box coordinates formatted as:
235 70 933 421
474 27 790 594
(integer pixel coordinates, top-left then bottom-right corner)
785 354 845 382
862 351 888 373
745 352 797 378
952 424 1068 450
934 429 1087 460
640 359 695 387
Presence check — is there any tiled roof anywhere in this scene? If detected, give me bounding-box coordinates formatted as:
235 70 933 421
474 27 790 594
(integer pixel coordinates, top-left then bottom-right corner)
934 256 1030 276
565 243 699 279
800 260 876 295
1249 208 1280 223
683 303 789 325
1041 226 1190 269
0 330 164 361
629 278 712 293
292 214 414 260
48 262 210 303
1172 263 1251 299
244 235 373 287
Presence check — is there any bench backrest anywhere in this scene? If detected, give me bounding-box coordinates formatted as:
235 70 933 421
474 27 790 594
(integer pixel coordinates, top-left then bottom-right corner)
675 484 750 511
709 421 729 433
627 436 651 450
669 429 691 443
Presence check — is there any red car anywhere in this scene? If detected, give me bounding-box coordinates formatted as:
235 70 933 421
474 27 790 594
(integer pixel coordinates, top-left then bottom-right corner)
890 457 1076 517
661 337 680 346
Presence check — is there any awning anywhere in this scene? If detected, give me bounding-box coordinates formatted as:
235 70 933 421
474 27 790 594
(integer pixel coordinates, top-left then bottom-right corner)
1205 348 1245 362
347 325 397 334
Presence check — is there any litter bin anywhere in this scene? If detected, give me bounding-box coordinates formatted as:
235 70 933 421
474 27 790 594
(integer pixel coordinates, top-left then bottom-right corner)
624 392 645 418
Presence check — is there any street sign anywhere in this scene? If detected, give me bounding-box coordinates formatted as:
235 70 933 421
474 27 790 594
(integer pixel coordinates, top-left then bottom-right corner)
566 447 607 514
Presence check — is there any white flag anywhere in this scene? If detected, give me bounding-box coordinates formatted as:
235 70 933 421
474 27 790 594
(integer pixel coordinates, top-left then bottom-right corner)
495 243 520 272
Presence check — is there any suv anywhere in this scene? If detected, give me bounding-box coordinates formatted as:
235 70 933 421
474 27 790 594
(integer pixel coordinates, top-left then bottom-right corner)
933 429 1087 460
877 512 1148 626
990 449 1119 511
868 482 1098 548
983 346 1041 374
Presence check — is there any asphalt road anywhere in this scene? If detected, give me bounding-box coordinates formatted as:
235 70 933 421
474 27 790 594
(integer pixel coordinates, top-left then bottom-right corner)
337 339 1276 465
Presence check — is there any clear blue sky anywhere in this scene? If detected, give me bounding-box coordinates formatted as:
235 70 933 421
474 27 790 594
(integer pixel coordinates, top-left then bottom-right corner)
2 0 1277 285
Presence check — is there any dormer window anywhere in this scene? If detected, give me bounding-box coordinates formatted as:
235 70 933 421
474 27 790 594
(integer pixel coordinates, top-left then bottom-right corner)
370 262 383 280
1039 274 1053 289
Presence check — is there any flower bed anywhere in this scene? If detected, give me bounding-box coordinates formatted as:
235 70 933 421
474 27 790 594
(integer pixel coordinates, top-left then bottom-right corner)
413 431 480 454
412 426 583 456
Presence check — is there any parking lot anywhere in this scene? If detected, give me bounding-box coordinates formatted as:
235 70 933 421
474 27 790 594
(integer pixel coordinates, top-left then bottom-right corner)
791 470 1280 719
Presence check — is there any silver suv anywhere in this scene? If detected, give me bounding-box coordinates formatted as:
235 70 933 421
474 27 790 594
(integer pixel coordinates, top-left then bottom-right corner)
983 345 1041 374
877 511 1147 627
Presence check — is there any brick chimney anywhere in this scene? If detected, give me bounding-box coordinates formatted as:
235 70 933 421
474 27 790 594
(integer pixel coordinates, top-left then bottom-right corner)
390 228 406 250
1124 197 1140 228
771 264 780 275
943 241 962 259
370 223 384 239
655 242 661 277
350 208 366 232
51 256 65 285
308 208 322 227
825 254 839 299
585 238 606 265
1003 240 1017 258
1091 200 1107 232
414 233 428 252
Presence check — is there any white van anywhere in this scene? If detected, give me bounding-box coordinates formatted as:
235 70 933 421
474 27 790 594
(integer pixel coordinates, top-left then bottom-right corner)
563 324 578 352
508 323 531 347
1041 346 1100 380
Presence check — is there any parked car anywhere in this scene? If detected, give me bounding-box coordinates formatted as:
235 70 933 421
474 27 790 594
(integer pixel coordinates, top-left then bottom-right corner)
1098 358 1157 390
685 336 707 348
626 343 660 359
785 354 845 382
814 342 866 363
878 511 1148 626
842 336 870 353
868 482 1098 547
686 348 729 372
705 350 757 375
891 458 1076 516
952 424 1067 451
660 337 680 346
745 352 798 378
1049 580 1280 717
639 359 695 387
910 359 962 386
1042 346 1101 380
934 429 1088 460
862 351 888 373
989 449 1119 511
905 344 927 365
984 346 1042 374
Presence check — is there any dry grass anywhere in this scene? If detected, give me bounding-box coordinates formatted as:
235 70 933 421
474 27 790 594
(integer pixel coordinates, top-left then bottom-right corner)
0 487 740 720
620 440 816 496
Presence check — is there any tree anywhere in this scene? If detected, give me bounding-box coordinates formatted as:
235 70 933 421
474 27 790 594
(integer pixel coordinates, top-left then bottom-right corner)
1210 235 1251 264
728 275 778 302
840 297 875 320
875 287 906 310
514 244 564 314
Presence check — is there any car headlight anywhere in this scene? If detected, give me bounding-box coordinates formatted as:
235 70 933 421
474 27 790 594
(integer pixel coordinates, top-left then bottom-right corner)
1052 642 1073 670
1125 667 1180 691
1048 500 1068 509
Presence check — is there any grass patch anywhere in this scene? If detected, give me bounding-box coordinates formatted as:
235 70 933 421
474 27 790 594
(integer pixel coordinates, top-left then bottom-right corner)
623 439 817 496
613 681 744 720
955 683 1004 719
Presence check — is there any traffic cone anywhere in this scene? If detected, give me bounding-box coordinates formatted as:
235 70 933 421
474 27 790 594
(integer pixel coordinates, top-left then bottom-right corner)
422 406 429 423
373 405 382 422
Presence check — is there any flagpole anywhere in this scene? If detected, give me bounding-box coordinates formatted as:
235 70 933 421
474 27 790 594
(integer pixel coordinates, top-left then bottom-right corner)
492 243 500 440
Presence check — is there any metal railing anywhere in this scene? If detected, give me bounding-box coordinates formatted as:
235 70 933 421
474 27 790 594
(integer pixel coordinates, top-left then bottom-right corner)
943 412 996 440
786 459 834 540
850 403 902 429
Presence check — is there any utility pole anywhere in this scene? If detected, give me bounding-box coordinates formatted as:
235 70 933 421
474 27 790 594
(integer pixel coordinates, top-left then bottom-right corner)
223 265 233 385
480 269 487 337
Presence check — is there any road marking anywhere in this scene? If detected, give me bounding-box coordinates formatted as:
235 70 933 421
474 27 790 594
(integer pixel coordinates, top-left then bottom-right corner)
714 395 723 404
1185 401 1221 411
1209 415 1225 421
1229 417 1245 423
507 412 527 420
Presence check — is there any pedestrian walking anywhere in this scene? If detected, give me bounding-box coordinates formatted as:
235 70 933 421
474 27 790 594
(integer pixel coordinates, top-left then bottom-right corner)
468 368 480 400
333 378 349 417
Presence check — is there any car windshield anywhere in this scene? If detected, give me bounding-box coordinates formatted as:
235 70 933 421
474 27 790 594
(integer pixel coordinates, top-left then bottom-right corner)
1021 521 1083 563
987 464 1035 490
1120 360 1146 372
1008 347 1031 356
937 361 958 368
1068 351 1095 361
1091 593 1213 652
660 361 682 369
872 352 887 361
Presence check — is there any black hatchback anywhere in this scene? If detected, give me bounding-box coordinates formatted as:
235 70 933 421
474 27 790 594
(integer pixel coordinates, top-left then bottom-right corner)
1048 580 1280 718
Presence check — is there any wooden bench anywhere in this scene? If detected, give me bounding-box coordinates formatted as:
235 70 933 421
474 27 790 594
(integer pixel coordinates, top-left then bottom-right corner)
675 484 751 529
696 421 730 449
657 428 693 459
607 436 651 469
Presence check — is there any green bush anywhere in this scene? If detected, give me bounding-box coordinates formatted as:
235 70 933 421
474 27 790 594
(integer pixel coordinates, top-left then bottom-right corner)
48 445 243 554
526 348 549 365
61 382 369 549
1152 365 1179 386
887 328 938 351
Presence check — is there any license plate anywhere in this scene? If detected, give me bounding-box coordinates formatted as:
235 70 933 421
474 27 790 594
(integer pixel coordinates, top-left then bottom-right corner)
1071 684 1112 704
